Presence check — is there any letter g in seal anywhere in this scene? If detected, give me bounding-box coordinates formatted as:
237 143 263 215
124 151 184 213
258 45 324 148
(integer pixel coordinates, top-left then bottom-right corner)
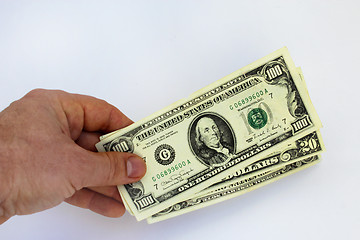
154 144 176 165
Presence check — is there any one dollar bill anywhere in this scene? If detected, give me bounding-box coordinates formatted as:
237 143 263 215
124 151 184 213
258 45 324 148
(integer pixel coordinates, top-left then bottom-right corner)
96 47 322 221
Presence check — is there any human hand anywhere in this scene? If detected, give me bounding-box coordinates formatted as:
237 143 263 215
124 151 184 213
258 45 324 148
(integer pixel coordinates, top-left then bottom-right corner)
0 89 146 224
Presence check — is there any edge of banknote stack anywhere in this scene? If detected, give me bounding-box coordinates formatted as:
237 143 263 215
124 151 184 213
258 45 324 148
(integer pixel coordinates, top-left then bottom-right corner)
96 47 325 223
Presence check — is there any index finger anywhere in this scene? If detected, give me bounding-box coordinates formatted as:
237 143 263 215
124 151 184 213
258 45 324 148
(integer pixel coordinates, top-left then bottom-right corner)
59 92 133 139
75 94 133 132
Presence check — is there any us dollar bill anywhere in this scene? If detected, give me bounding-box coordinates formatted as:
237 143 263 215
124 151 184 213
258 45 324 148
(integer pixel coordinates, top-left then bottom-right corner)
148 155 321 223
194 130 324 196
99 66 306 142
96 47 322 220
147 130 323 223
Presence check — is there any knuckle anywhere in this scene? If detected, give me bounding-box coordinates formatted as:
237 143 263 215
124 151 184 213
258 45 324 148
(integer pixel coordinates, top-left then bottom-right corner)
26 88 47 97
25 89 68 100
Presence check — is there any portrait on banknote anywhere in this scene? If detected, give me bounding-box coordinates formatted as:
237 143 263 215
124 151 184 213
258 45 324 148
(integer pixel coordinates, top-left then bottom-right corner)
126 182 145 200
188 113 235 167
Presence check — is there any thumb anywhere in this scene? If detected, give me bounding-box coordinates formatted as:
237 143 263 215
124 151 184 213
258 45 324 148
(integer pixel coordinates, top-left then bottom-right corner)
76 151 147 188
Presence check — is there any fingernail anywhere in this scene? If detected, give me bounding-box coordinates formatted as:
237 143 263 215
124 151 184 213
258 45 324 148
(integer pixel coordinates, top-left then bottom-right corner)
127 156 146 178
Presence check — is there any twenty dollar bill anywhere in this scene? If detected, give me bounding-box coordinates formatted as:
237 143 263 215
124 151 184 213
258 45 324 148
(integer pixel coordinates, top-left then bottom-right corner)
148 155 321 223
147 130 324 223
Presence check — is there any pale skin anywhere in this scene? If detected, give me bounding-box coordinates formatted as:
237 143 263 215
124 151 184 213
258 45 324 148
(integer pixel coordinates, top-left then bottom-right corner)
0 89 147 224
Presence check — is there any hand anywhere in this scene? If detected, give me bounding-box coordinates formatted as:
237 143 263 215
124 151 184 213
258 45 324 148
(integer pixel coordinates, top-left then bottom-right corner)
0 89 146 224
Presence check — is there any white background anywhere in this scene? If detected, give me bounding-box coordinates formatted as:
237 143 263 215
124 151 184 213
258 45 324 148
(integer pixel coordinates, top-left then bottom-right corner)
0 1 359 239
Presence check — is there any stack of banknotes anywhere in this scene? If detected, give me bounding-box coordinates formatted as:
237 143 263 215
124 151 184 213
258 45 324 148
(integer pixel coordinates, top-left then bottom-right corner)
96 47 325 223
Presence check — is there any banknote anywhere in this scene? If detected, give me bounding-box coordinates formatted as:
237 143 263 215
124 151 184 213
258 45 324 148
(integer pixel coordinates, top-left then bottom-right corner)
146 69 324 222
148 155 321 223
194 130 324 196
96 47 322 220
99 66 306 142
147 130 324 222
